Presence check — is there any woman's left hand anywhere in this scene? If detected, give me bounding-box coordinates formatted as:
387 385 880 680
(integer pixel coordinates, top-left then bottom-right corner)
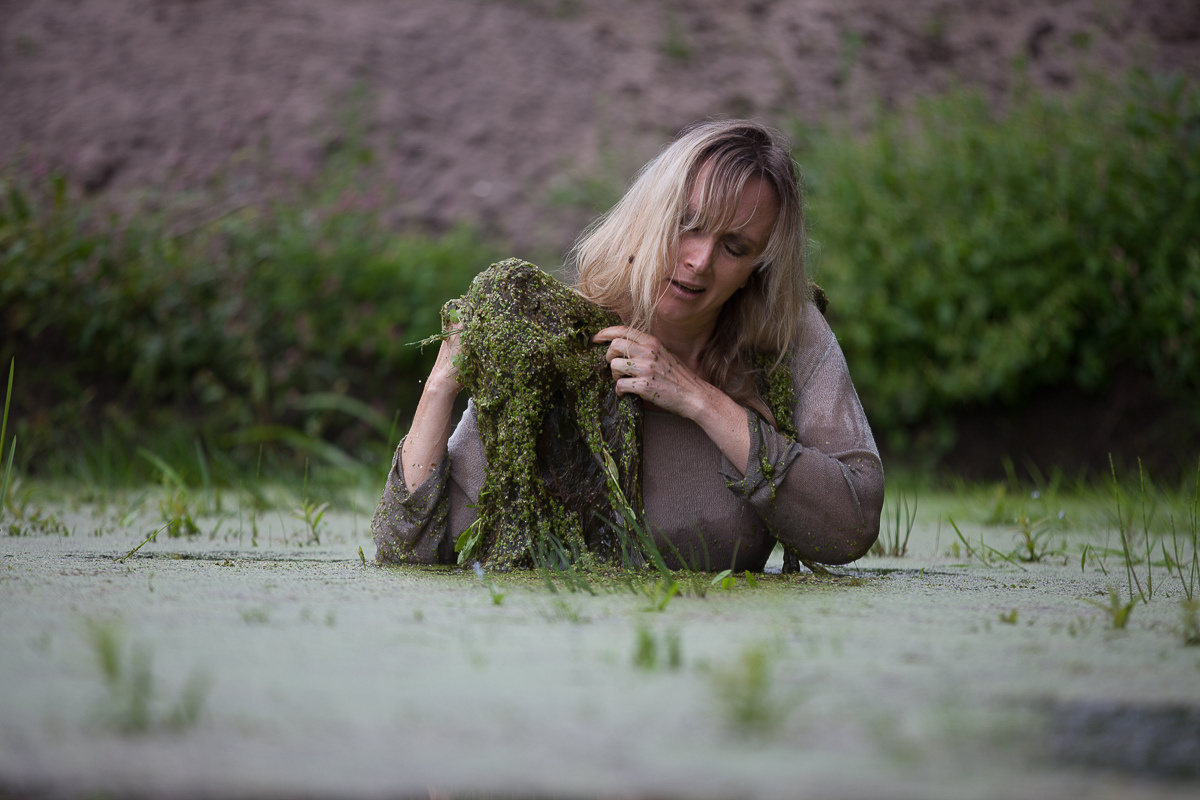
593 326 712 420
594 325 753 474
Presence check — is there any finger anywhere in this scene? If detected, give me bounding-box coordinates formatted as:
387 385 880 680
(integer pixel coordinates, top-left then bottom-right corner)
615 376 664 404
613 376 645 396
612 328 659 348
610 358 639 378
608 338 657 365
593 325 631 344
604 339 632 364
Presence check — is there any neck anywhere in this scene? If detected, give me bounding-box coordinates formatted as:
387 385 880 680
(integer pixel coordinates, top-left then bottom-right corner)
648 316 715 374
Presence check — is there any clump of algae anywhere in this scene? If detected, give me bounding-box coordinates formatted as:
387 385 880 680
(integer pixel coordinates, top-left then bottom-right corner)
448 259 643 570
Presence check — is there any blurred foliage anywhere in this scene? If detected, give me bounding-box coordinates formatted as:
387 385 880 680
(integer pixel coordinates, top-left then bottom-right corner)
801 70 1200 456
0 172 498 481
3 69 1199 483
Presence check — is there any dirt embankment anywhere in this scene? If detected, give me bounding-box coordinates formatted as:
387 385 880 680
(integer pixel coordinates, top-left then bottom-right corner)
2 0 1199 254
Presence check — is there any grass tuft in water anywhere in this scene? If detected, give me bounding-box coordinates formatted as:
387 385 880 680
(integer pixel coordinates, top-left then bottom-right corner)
871 489 917 557
1181 599 1200 646
632 625 657 670
1085 585 1137 631
640 577 680 612
709 642 787 736
473 562 506 606
85 619 209 734
631 625 682 671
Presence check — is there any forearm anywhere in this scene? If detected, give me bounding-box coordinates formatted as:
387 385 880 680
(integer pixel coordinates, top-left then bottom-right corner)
401 378 460 492
687 383 752 476
373 443 452 564
723 412 883 564
373 400 483 566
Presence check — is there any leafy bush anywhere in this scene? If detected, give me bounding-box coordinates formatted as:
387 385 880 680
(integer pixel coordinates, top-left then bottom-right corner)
802 70 1200 455
0 174 499 479
5 69 1198 481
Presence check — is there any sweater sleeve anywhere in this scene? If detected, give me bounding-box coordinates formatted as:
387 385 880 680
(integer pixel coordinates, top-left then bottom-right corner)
721 309 885 564
371 442 452 565
371 401 487 565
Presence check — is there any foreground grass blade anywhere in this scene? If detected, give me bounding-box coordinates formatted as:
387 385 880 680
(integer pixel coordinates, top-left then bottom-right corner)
137 448 188 489
0 359 14 523
0 359 11 460
116 522 171 564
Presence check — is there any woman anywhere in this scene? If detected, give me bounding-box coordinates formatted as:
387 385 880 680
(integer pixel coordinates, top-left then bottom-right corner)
374 119 883 571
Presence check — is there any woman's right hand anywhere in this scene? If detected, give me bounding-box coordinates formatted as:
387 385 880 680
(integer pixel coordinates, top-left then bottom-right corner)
426 324 464 393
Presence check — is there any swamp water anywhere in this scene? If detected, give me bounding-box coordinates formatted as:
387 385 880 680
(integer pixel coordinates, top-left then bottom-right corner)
2 491 1199 799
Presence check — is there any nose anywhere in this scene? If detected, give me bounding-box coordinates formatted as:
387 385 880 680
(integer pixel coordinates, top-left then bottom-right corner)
680 231 716 275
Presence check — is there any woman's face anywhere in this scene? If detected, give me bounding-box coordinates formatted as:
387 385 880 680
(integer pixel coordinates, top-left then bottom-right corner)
653 171 778 337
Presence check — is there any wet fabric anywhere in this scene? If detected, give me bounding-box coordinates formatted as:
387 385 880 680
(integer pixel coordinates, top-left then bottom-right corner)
373 298 884 571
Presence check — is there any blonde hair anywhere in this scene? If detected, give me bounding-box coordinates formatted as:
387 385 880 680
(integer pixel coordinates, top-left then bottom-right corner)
571 119 807 424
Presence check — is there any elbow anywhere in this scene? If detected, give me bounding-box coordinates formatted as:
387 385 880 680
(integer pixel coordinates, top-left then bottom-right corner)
782 515 879 565
823 516 880 564
831 469 885 563
793 467 884 565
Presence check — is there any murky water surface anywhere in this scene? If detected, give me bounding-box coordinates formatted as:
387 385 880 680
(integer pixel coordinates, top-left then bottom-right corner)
2 497 1199 799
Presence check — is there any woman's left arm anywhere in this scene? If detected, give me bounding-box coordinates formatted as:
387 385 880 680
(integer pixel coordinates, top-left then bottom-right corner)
595 318 884 564
725 321 884 564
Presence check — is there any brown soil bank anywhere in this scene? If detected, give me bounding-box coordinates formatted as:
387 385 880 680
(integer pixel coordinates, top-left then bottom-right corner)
3 0 1198 253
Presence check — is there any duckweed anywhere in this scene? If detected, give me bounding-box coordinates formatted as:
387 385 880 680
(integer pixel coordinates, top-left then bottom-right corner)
449 259 643 569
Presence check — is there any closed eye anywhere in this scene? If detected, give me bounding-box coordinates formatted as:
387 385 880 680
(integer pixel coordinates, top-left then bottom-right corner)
723 237 750 258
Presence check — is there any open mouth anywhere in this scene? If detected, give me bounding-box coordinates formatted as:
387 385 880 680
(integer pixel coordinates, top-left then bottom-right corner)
670 279 705 296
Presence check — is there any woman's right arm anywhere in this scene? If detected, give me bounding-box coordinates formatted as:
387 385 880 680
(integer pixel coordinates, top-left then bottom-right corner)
372 331 466 565
400 331 463 491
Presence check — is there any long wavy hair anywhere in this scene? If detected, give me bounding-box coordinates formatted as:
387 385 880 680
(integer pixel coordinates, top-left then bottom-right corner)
570 119 808 425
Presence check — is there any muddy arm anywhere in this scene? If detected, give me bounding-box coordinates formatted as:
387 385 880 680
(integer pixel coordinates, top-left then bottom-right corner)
372 402 487 565
372 442 454 564
722 314 884 564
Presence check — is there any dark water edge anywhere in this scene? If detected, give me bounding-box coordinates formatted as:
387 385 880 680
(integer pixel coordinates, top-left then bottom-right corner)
1044 700 1200 780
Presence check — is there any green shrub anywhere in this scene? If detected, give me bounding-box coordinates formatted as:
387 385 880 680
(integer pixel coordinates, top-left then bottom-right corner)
802 70 1200 455
0 174 499 480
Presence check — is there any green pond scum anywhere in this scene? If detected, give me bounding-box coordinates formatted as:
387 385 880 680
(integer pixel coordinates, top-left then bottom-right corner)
440 258 825 575
448 259 643 570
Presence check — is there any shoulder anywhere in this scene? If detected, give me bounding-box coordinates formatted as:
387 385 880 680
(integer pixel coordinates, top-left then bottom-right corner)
789 301 837 391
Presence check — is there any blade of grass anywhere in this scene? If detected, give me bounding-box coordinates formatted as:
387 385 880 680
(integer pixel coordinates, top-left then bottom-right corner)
194 439 212 496
137 448 187 490
1 359 15 523
115 522 171 564
0 438 14 524
228 425 364 473
292 392 393 439
1110 454 1146 603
